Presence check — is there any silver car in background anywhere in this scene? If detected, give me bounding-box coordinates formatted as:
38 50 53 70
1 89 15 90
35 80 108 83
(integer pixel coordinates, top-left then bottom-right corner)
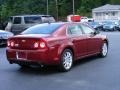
0 30 14 45
5 15 56 35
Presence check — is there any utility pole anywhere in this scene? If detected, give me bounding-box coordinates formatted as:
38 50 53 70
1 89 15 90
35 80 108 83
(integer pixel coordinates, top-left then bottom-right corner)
47 0 49 15
73 0 75 15
56 0 58 21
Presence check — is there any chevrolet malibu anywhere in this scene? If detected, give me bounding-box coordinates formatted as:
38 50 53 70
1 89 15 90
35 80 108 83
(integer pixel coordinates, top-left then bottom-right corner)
6 22 108 71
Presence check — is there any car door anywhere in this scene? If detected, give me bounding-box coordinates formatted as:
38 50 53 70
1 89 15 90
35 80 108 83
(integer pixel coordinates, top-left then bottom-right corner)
80 24 102 55
67 24 87 58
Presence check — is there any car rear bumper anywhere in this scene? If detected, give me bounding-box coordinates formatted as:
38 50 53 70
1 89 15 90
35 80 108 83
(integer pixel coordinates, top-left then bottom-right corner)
8 59 42 66
6 48 60 65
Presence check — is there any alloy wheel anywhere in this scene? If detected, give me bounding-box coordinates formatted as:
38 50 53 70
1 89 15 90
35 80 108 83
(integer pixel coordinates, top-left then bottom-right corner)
60 49 73 71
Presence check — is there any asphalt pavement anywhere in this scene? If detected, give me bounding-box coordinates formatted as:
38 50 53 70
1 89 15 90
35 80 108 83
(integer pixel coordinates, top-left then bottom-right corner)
0 32 120 90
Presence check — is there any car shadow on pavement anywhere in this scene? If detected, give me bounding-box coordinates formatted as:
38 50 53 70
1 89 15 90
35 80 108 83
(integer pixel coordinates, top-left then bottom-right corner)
18 65 62 75
18 55 100 75
73 55 100 68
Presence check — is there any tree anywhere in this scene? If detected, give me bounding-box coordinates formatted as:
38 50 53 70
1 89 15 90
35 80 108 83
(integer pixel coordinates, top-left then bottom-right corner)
0 0 120 22
110 0 120 4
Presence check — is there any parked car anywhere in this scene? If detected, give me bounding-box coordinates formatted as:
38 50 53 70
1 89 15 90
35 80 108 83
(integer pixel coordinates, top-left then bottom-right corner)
0 30 14 45
117 21 120 31
88 18 94 22
80 17 88 22
6 22 108 72
102 21 119 31
5 15 56 34
118 25 120 31
88 22 103 31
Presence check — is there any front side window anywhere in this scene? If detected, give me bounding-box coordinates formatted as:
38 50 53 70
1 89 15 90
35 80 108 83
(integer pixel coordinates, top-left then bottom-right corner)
80 24 94 34
13 17 21 24
68 24 83 35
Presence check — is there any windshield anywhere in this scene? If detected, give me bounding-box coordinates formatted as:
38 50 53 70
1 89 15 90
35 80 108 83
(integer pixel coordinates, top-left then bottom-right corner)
21 23 63 34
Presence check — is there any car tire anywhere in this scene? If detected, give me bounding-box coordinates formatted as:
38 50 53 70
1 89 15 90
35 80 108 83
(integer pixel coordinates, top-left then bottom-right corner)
59 49 73 72
99 42 108 57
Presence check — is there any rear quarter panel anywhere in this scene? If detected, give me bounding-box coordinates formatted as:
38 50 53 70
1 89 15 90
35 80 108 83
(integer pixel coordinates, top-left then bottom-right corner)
46 36 74 62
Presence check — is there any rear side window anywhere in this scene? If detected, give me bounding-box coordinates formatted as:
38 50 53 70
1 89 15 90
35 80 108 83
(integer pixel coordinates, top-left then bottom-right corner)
13 17 21 24
24 16 41 24
22 23 63 34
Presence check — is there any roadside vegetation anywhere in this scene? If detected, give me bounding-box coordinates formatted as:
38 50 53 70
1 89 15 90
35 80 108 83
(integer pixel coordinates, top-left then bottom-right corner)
0 0 120 28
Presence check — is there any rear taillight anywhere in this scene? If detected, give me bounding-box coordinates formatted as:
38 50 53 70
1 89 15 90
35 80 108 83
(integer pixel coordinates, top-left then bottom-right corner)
40 42 46 48
34 40 47 49
34 42 39 48
11 41 15 47
7 41 11 47
7 40 15 47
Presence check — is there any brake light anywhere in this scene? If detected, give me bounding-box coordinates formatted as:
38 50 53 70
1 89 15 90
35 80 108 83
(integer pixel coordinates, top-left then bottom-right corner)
34 42 39 48
7 40 15 47
10 41 15 47
40 42 46 48
7 41 11 47
34 40 46 49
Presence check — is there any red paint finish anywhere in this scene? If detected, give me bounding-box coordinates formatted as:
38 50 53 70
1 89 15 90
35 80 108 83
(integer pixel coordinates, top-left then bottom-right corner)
6 22 108 66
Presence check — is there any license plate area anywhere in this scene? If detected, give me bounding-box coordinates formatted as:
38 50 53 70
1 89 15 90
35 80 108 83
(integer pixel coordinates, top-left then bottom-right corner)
16 51 27 60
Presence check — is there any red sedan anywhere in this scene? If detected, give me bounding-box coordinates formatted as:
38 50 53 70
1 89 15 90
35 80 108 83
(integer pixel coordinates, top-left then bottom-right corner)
6 22 108 71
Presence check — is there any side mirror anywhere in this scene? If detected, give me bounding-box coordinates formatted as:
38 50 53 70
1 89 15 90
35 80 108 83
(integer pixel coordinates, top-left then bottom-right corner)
95 30 100 34
91 30 100 35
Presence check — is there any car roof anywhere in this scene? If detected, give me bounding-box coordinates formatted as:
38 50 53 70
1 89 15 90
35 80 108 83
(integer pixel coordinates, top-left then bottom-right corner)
10 15 53 17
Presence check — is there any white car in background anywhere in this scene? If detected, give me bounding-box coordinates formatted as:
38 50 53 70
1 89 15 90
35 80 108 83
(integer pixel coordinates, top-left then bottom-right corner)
0 30 14 45
81 17 94 22
5 15 56 35
80 17 88 22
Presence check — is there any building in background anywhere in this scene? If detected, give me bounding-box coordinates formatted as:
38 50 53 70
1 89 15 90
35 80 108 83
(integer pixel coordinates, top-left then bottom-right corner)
92 4 120 22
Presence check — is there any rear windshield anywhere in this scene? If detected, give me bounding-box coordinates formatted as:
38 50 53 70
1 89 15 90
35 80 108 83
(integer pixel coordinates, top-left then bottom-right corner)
21 23 63 34
24 16 41 24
